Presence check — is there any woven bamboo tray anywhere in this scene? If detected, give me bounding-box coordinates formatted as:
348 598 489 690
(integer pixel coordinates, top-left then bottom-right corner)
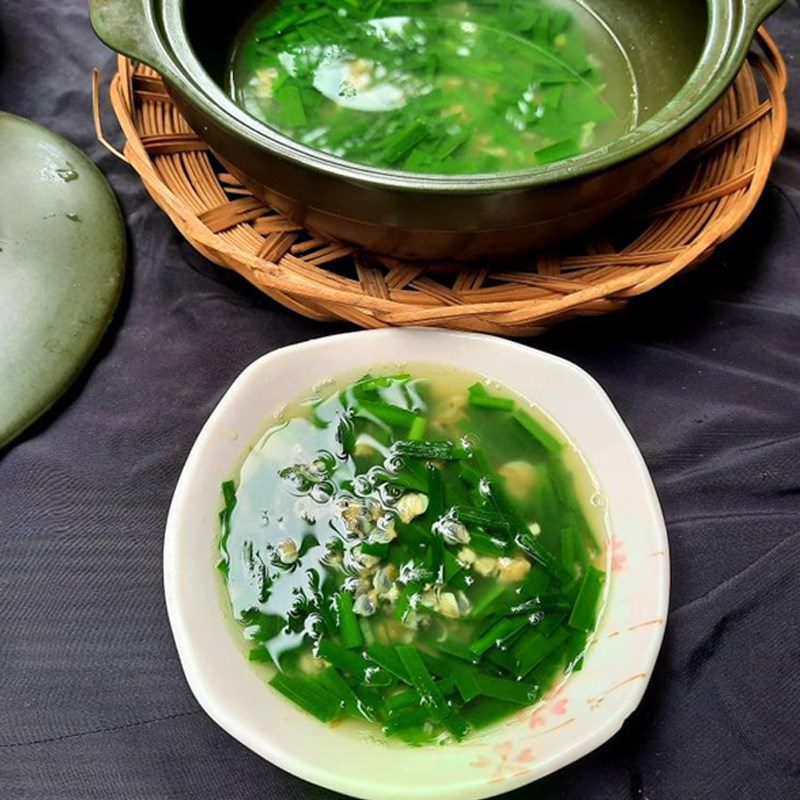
96 30 787 336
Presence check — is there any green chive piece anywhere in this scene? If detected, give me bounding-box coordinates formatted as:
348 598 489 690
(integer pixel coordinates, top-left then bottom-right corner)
468 582 509 620
360 541 389 558
461 697 519 730
516 530 571 584
511 409 562 454
535 138 581 164
317 666 361 716
316 639 392 686
455 506 512 535
568 566 605 632
394 439 469 460
221 480 236 510
381 121 430 164
383 706 429 735
358 399 418 429
476 674 540 705
471 615 529 656
336 592 364 649
274 82 307 127
270 672 341 722
566 629 590 672
427 463 444 519
468 382 515 412
396 645 451 723
408 415 427 440
424 636 479 664
466 530 509 557
452 663 482 703
366 641 411 684
512 627 570 679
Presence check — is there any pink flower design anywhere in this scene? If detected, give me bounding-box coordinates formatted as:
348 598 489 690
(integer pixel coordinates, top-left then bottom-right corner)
525 689 569 727
528 712 546 729
611 536 627 573
551 697 569 716
471 741 535 781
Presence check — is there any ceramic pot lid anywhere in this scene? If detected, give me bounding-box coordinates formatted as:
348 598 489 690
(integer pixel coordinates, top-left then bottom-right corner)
0 113 126 448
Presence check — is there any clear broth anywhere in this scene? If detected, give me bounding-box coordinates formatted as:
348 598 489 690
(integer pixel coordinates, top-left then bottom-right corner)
227 0 637 174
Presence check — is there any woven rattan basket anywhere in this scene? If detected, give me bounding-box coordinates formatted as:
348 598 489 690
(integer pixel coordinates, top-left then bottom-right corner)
96 30 787 336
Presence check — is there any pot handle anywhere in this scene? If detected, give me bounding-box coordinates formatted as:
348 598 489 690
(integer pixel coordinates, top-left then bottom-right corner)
742 0 786 32
90 0 176 78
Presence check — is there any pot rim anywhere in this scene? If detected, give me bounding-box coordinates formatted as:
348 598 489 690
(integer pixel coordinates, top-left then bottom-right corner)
144 0 779 193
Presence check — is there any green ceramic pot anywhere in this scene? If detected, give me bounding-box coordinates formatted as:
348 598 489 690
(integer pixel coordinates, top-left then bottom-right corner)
91 0 785 259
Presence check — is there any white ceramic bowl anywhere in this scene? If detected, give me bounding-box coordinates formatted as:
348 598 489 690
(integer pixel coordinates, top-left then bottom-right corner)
164 329 668 800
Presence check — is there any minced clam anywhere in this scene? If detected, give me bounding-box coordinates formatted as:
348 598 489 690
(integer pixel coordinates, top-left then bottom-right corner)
395 492 429 524
275 537 298 564
353 590 378 617
434 516 471 545
498 460 540 501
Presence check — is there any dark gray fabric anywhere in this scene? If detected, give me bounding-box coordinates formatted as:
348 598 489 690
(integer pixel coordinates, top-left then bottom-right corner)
1 2 799 797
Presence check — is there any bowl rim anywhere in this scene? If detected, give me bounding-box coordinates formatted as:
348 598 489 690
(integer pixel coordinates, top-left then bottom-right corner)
164 329 670 800
142 0 776 193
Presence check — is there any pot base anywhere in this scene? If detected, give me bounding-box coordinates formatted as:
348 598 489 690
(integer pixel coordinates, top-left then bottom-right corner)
103 36 787 333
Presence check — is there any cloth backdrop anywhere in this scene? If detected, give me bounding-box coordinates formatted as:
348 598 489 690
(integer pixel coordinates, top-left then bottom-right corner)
1 2 799 798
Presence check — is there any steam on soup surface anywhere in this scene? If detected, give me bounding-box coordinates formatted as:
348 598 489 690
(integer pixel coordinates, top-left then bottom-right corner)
219 367 608 745
227 0 637 174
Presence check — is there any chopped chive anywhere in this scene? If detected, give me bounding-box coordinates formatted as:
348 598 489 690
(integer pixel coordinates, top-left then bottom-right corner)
381 121 430 164
511 409 562 454
443 709 470 739
335 592 364 649
383 706 429 735
516 530 571 584
317 666 361 716
394 580 421 622
566 629 589 672
316 639 392 686
366 641 411 684
384 686 420 713
396 645 451 723
512 627 570 679
455 506 512 534
221 480 236 511
476 674 540 705
358 399 418 428
460 697 519 730
427 463 444 519
394 439 469 460
471 615 529 656
468 382 515 412
466 530 509 557
535 137 581 164
418 650 455 679
568 566 605 632
484 647 517 675
468 582 509 620
452 663 482 703
560 526 576 577
443 549 463 583
270 672 341 722
274 82 307 127
408 415 427 440
424 636 479 664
